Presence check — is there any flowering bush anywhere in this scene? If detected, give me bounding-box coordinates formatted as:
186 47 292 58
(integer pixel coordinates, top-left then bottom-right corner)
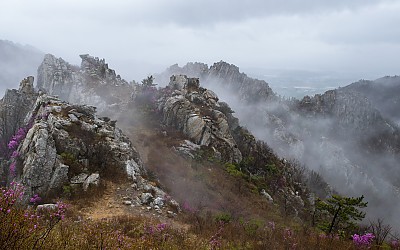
182 201 197 214
0 182 67 249
209 223 223 250
352 233 375 248
390 240 400 249
7 139 18 151
29 194 42 205
9 162 16 177
5 115 37 179
144 222 171 243
10 151 20 159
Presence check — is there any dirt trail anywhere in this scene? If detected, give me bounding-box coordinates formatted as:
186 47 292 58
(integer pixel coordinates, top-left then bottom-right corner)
84 109 278 226
79 182 126 220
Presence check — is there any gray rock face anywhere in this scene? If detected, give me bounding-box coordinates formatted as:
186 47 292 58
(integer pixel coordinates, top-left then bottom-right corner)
140 192 153 205
174 140 201 159
260 189 273 203
19 121 58 195
158 75 242 163
157 61 400 227
298 90 383 131
36 204 57 211
36 55 79 103
341 76 400 125
156 61 276 103
83 173 100 191
0 77 38 155
37 54 133 112
70 173 88 184
10 93 145 198
207 61 276 103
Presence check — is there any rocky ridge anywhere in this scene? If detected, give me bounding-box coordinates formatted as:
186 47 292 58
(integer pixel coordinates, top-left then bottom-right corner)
37 54 311 218
155 74 309 215
0 77 38 157
1 77 178 213
37 54 133 112
341 76 400 125
156 61 277 103
158 75 242 163
157 61 400 227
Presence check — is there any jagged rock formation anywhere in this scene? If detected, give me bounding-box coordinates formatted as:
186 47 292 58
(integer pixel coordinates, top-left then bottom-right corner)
37 54 133 112
10 93 144 198
156 61 277 103
0 77 38 156
0 77 179 213
207 61 277 103
157 61 400 228
155 75 310 215
298 90 390 132
297 89 400 155
158 75 242 163
37 55 311 216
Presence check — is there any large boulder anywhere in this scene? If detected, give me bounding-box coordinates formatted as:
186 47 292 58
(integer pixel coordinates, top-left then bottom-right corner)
10 93 145 198
37 54 133 113
158 75 242 163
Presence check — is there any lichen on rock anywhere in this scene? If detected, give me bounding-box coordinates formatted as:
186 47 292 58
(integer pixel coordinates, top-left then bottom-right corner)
158 75 242 163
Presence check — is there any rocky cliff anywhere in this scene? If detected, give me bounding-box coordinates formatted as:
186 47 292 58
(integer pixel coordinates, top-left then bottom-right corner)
1 77 178 213
341 76 400 125
157 61 400 228
37 54 133 112
298 89 390 132
38 53 314 212
158 75 242 163
297 89 400 154
156 61 277 104
0 77 38 157
16 94 144 197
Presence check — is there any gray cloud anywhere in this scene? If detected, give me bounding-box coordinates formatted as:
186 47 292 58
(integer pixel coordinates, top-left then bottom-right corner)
0 0 399 87
9 0 391 27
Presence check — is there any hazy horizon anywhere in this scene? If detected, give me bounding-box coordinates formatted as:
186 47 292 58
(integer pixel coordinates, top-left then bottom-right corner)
0 39 394 99
1 0 399 93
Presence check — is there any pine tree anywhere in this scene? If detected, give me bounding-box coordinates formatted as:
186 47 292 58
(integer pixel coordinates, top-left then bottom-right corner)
316 195 367 234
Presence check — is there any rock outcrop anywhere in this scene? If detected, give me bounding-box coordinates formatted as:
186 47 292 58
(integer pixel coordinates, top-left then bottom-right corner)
341 76 400 125
206 61 276 103
155 61 277 103
158 75 242 163
37 54 133 113
297 89 400 154
155 74 309 214
158 61 400 227
8 93 144 198
0 77 38 156
0 77 179 212
298 90 385 132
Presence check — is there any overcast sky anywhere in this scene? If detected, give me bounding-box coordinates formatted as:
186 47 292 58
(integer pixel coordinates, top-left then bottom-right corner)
1 0 400 83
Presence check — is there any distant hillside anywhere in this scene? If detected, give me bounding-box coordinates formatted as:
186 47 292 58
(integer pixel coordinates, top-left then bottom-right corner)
157 62 400 231
0 40 44 95
342 76 400 124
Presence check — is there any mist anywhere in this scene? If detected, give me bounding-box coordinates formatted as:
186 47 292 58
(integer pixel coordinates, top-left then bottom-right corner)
0 40 44 96
191 74 400 231
2 1 400 96
1 0 400 236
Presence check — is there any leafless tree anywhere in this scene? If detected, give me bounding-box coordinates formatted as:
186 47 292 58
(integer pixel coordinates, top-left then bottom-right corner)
368 218 392 246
